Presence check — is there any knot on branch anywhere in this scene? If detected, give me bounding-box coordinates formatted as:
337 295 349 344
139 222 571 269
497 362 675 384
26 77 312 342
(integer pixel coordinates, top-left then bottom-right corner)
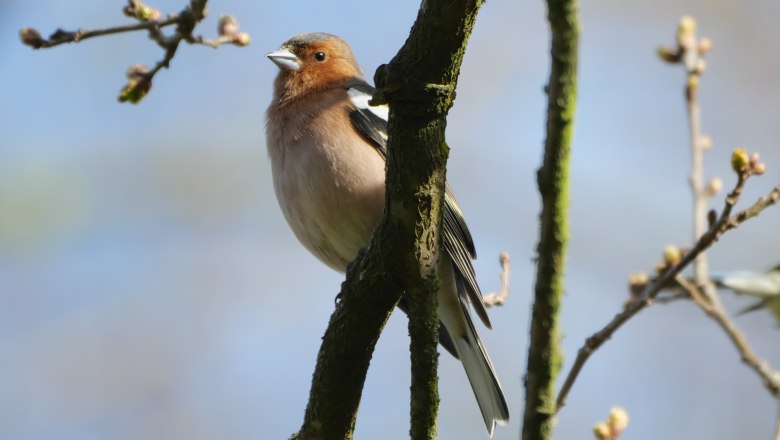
372 63 455 118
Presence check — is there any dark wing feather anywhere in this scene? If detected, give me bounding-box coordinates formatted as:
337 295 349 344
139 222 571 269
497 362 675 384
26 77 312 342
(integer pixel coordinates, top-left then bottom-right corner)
442 185 491 328
346 83 492 329
347 83 388 160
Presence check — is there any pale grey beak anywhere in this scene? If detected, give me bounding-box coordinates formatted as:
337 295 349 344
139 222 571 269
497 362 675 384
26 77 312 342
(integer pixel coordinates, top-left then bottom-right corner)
266 48 301 71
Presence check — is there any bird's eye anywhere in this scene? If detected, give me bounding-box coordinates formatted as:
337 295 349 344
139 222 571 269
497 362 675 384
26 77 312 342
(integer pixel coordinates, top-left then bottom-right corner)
314 52 327 62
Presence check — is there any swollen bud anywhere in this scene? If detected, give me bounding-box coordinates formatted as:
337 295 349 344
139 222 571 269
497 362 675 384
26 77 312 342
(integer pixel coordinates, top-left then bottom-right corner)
232 32 251 47
705 177 723 196
134 1 161 21
118 77 152 104
698 37 713 54
126 64 150 79
19 27 44 48
693 58 707 75
628 272 649 285
609 407 630 433
749 153 761 168
731 148 749 173
593 422 611 440
663 245 682 266
657 46 682 63
698 135 713 150
627 272 649 305
678 16 697 35
677 16 697 49
741 152 768 175
218 15 238 37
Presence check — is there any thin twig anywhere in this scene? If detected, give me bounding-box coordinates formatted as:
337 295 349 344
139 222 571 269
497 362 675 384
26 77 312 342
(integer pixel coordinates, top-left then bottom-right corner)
483 252 511 307
727 183 780 229
675 275 780 396
192 35 238 48
555 171 775 410
23 18 179 49
681 16 727 318
688 80 708 278
148 36 182 75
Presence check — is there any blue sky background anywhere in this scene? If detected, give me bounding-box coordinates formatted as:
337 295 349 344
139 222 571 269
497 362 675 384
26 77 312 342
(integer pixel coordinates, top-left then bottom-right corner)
2 0 780 439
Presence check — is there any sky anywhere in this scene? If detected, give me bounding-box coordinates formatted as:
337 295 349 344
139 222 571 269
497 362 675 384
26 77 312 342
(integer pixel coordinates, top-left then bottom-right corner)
1 0 780 439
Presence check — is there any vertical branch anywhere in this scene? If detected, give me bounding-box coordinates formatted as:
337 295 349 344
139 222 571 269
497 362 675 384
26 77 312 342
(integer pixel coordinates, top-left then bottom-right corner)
396 113 449 440
378 2 484 436
408 222 442 439
521 0 579 438
679 17 713 289
688 83 707 275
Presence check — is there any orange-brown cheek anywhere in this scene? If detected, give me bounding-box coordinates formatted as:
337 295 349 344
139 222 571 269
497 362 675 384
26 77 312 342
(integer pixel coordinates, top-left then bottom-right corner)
302 62 360 88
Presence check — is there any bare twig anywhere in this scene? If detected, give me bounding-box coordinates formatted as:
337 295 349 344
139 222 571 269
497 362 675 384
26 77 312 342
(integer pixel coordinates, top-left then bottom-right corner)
556 171 775 410
483 252 511 307
19 18 178 49
677 17 714 290
727 183 780 229
593 407 630 440
675 275 780 396
19 0 250 104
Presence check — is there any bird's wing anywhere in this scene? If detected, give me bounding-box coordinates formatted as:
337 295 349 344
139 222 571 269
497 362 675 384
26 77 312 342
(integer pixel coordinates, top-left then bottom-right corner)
713 270 780 298
346 83 491 328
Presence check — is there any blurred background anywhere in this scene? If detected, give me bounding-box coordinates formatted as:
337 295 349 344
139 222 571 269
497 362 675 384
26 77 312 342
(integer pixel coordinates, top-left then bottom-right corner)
2 0 779 439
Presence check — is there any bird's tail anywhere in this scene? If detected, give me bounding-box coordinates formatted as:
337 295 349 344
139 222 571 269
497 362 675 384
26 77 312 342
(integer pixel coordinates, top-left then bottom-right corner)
451 288 509 437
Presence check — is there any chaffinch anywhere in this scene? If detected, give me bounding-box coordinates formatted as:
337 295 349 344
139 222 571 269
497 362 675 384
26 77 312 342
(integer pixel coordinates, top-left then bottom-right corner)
265 32 509 435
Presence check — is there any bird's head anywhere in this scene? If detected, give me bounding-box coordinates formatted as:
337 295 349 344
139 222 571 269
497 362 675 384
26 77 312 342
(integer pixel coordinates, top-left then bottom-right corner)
266 33 365 101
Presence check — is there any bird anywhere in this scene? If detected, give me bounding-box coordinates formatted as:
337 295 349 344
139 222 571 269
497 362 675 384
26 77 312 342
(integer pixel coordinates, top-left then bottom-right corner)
711 265 780 325
264 32 509 436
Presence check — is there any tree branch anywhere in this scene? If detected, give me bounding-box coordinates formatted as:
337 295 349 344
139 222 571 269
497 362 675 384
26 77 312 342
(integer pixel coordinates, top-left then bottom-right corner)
521 0 579 438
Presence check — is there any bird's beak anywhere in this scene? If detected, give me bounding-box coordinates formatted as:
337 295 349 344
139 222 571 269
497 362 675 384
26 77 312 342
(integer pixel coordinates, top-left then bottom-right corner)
266 48 301 71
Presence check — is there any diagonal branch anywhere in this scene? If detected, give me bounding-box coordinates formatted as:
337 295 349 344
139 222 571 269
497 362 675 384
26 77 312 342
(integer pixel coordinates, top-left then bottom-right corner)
556 173 778 410
675 275 780 396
